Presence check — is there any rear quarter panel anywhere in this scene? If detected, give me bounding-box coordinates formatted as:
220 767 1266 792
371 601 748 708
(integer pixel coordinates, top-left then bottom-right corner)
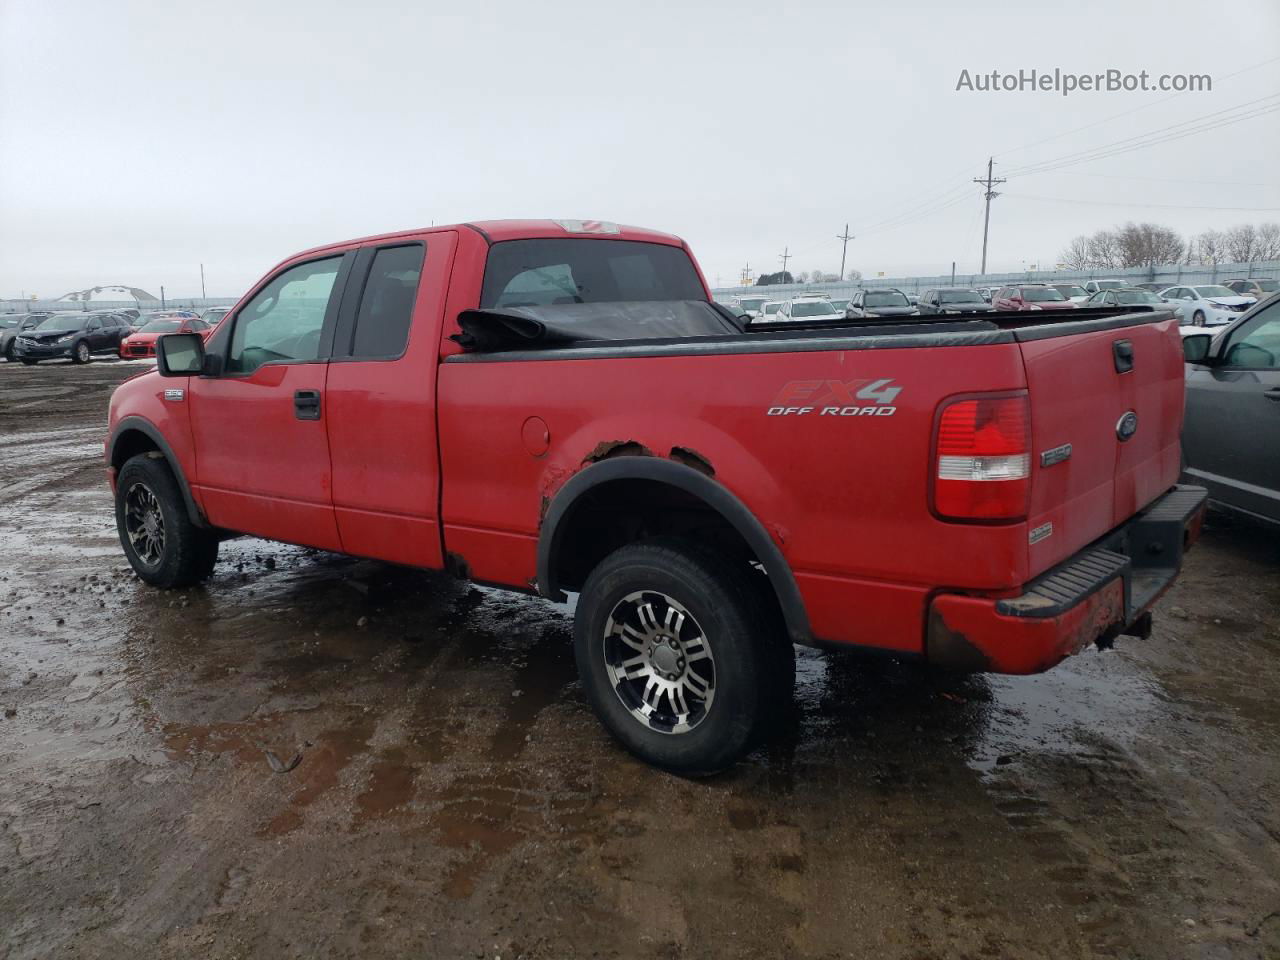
437 342 1030 653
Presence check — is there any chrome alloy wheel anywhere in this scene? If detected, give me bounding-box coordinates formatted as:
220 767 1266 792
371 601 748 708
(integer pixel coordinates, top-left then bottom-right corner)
603 590 715 734
124 482 165 566
76 341 90 362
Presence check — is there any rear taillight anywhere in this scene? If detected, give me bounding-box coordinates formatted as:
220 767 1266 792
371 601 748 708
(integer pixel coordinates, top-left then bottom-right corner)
934 394 1030 521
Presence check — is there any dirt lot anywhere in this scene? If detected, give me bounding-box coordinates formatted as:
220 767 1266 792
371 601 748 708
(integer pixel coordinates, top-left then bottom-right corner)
1 359 1278 960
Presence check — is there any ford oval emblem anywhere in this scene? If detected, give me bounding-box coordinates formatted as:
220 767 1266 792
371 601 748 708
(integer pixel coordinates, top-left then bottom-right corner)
1116 411 1139 441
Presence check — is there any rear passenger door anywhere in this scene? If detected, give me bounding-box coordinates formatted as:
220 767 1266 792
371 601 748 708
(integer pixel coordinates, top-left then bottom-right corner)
325 232 457 568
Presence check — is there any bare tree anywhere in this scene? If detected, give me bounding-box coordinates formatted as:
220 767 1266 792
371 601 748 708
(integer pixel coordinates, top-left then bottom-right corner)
1060 235 1092 269
795 271 810 284
845 268 863 282
1224 224 1259 263
1194 229 1225 265
1116 222 1185 267
1256 223 1280 261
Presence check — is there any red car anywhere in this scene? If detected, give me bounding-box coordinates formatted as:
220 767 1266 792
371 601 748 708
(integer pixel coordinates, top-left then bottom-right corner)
118 316 213 359
993 283 1079 311
104 219 1204 773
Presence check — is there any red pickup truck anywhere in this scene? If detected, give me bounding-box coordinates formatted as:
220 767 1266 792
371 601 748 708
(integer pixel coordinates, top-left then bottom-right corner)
105 219 1206 773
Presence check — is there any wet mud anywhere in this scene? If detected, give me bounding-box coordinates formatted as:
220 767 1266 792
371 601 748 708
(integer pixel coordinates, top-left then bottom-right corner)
1 360 1278 959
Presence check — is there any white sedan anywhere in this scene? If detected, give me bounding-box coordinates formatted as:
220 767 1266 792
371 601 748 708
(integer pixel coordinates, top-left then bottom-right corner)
775 297 844 322
1159 284 1256 327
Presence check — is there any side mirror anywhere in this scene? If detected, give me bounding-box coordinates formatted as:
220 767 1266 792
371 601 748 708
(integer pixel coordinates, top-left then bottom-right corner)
1181 333 1213 364
156 332 205 376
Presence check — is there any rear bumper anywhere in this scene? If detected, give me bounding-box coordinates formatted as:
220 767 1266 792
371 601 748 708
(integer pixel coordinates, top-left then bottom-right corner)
926 484 1208 674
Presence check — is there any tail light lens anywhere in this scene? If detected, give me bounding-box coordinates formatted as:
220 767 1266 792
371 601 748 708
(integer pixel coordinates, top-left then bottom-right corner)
934 395 1030 521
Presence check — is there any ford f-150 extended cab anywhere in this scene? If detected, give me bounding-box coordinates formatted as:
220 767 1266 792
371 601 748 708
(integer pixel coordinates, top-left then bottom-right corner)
105 219 1207 773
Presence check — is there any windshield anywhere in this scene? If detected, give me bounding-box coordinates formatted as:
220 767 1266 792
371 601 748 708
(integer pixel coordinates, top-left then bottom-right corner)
762 303 781 315
0 317 18 329
1194 285 1235 298
938 289 983 304
1022 287 1067 302
481 239 705 307
865 291 909 307
1114 290 1161 305
1053 285 1087 297
790 301 838 318
829 299 849 310
37 314 85 330
1096 280 1124 291
1254 280 1279 292
738 297 769 310
140 320 183 334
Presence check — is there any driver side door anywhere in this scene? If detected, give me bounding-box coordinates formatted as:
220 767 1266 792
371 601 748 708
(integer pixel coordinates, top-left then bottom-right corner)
188 252 354 548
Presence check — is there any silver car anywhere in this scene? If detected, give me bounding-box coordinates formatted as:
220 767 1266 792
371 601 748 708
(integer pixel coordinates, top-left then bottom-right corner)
1181 298 1280 526
845 288 918 319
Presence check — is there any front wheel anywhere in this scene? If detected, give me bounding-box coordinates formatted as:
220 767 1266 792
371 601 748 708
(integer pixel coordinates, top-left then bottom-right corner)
1192 310 1206 327
574 540 791 775
115 453 219 587
20 359 37 366
72 340 91 364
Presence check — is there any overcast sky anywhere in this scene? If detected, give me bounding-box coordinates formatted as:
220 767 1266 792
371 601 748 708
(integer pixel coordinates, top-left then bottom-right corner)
2 0 1278 298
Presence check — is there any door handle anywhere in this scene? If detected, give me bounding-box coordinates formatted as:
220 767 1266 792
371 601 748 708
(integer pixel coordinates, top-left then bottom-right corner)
1264 388 1280 402
294 389 322 420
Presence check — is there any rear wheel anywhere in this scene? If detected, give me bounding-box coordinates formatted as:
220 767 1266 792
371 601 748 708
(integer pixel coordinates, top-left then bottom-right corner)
115 453 219 588
20 359 37 366
3 341 14 362
574 540 792 775
72 340 91 364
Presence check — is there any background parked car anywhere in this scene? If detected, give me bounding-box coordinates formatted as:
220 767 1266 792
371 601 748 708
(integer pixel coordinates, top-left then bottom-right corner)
1224 278 1279 303
119 316 214 359
1181 298 1280 526
844 288 917 319
1134 282 1170 294
1084 279 1126 294
1083 287 1166 308
827 298 849 313
1049 283 1090 303
199 306 231 326
992 283 1076 311
731 294 772 320
1 314 50 362
1159 284 1255 327
14 311 131 364
916 288 993 314
775 296 843 322
757 300 784 322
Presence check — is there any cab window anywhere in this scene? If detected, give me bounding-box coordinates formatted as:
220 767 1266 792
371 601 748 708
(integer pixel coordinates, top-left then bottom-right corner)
1223 304 1280 369
228 256 343 374
350 244 423 358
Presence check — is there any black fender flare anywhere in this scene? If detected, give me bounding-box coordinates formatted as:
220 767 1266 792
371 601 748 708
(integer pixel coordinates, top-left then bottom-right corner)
537 457 812 644
107 415 208 528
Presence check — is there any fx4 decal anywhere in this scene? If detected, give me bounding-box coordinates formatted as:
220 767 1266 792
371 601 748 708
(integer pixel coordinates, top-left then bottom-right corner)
767 378 902 417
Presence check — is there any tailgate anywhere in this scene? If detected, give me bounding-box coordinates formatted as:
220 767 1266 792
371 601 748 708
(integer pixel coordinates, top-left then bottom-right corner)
1016 313 1184 578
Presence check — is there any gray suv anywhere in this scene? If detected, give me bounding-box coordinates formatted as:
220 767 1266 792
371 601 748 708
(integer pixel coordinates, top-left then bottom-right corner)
1182 297 1280 525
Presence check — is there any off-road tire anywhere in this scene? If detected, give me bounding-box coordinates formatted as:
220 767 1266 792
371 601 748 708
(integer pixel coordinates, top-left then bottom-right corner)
115 453 218 588
575 539 793 775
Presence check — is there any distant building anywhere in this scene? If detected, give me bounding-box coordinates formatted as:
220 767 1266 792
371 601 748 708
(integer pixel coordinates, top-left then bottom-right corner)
58 284 158 303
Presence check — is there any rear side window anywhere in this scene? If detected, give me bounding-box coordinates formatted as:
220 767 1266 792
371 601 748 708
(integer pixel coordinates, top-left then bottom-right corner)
351 244 423 358
481 239 705 308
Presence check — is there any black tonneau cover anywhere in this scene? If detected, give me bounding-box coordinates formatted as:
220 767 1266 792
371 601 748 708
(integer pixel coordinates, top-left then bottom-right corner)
452 301 1175 354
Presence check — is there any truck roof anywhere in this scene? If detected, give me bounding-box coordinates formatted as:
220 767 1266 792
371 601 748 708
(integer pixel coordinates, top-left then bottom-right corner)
289 219 686 261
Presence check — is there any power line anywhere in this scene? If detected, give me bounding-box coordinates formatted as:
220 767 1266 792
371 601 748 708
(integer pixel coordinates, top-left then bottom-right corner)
974 157 1006 275
993 53 1280 160
1002 93 1280 179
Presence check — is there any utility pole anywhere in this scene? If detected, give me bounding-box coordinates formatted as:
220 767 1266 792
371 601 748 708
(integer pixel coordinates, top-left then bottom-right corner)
973 157 1006 275
837 224 854 281
778 246 791 280
161 285 166 309
200 263 206 299
740 262 752 286
951 261 956 284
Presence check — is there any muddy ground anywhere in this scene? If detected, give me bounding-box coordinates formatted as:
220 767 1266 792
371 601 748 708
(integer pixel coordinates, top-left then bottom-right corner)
0 359 1277 960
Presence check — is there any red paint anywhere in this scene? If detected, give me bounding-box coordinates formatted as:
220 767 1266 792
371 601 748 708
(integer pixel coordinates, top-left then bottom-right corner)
105 219 1198 677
